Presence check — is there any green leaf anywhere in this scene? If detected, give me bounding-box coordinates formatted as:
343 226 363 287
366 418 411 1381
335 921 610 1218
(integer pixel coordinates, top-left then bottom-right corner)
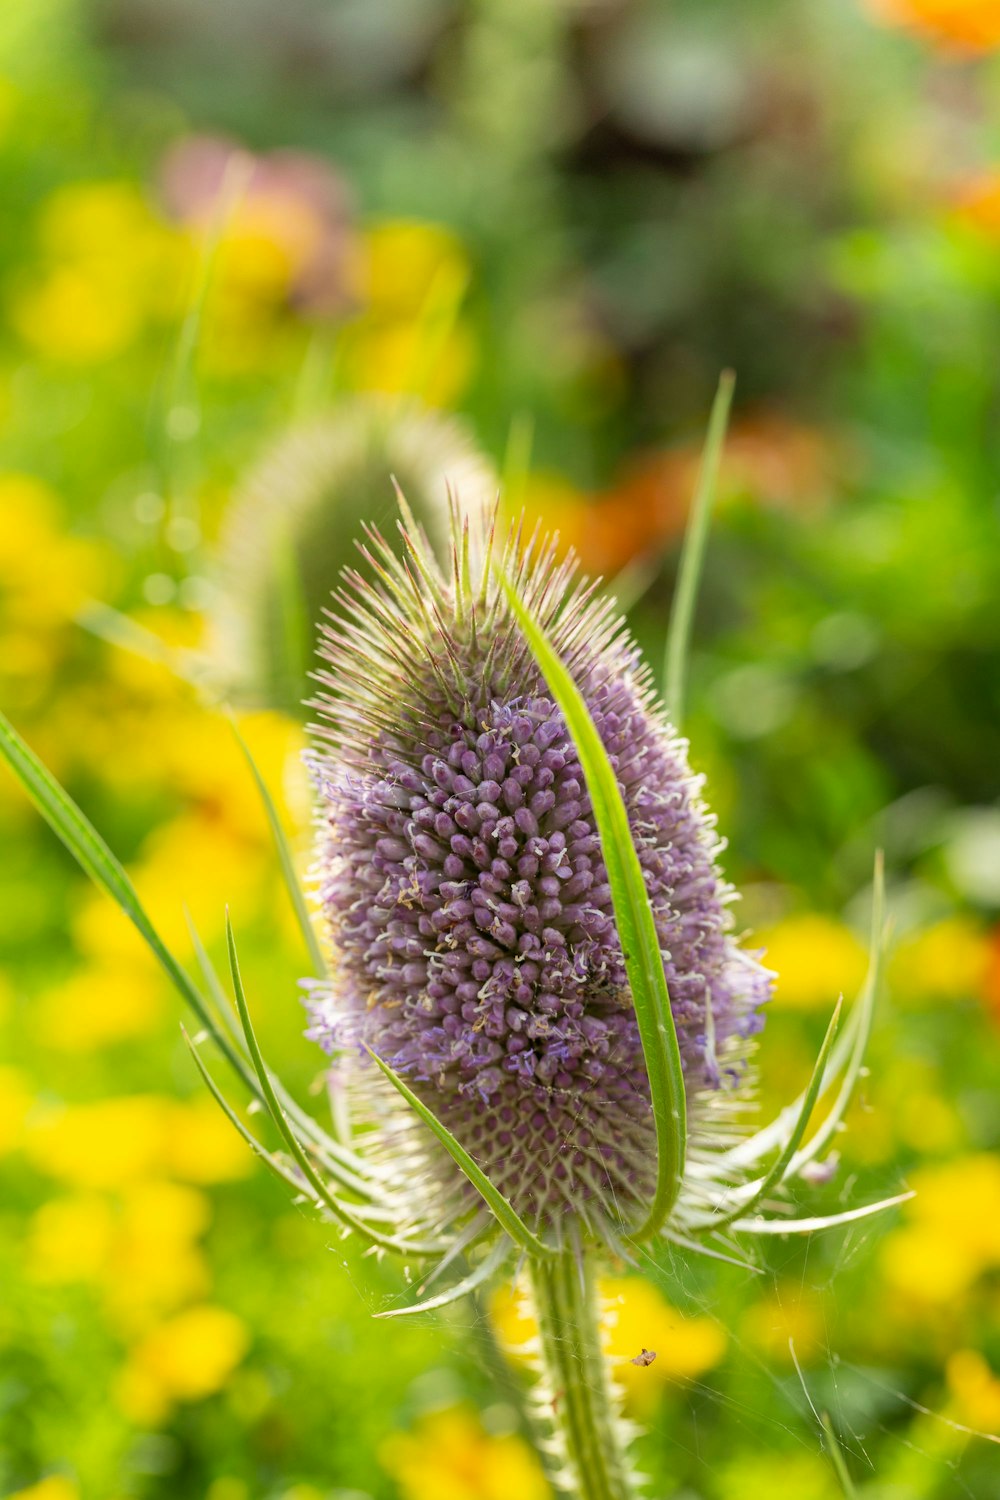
0 710 257 1099
498 578 687 1242
374 1236 509 1320
227 712 327 977
365 1046 554 1259
224 915 448 1258
663 371 735 728
821 1412 858 1499
702 996 843 1233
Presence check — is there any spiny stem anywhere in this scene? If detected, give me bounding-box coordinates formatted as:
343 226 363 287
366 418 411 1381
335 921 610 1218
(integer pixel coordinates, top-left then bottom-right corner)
526 1252 636 1500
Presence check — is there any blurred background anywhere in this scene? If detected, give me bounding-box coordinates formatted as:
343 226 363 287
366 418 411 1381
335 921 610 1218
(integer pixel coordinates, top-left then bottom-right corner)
2 0 1000 1496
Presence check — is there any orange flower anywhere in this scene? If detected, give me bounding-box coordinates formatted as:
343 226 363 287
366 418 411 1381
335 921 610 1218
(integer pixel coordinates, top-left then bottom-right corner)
984 925 1000 1021
865 0 1000 53
951 172 1000 238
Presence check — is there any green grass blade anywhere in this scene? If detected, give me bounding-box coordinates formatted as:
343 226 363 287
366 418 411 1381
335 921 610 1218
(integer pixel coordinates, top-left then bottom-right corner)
499 579 686 1242
224 915 447 1257
183 1026 320 1201
729 1189 914 1236
0 710 258 1098
273 521 311 712
663 370 735 728
227 713 327 977
821 1412 858 1498
365 1047 553 1259
702 997 843 1232
786 852 886 1174
374 1236 509 1320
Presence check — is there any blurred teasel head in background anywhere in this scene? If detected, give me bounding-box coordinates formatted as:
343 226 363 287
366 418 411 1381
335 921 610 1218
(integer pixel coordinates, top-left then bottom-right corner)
209 396 496 716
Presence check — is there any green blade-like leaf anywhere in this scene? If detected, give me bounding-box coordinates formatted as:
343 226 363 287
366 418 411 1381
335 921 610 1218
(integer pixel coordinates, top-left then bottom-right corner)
729 1189 914 1236
365 1046 553 1259
821 1412 858 1499
498 579 686 1242
224 915 447 1257
374 1236 509 1320
227 713 327 977
700 997 843 1233
721 851 886 1175
183 1025 320 1201
0 710 257 1099
786 852 886 1174
663 370 735 728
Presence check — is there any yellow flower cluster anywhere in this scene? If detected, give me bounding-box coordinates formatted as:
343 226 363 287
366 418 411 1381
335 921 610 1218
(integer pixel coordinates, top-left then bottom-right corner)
755 913 868 1013
0 473 110 718
490 1273 727 1417
881 1154 1000 1305
381 1405 551 1500
9 182 188 364
15 1092 253 1424
341 220 476 405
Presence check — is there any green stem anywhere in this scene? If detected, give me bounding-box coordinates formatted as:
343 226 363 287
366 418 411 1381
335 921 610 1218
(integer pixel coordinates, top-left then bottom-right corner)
526 1252 636 1500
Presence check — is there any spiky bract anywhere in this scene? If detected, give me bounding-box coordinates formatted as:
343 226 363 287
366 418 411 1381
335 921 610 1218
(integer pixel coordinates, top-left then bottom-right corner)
308 508 770 1247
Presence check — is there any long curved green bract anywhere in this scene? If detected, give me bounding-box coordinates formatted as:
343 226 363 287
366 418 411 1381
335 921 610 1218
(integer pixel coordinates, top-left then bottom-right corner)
0 710 257 1098
374 1236 510 1320
365 1046 554 1259
663 370 735 728
227 713 327 978
224 917 447 1258
706 996 843 1233
499 578 687 1242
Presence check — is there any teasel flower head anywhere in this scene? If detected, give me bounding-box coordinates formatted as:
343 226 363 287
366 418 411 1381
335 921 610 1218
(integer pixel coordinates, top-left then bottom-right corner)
209 396 496 716
301 493 903 1278
308 503 767 1246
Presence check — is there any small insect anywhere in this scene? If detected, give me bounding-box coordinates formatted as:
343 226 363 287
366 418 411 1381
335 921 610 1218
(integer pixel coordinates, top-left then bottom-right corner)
630 1348 657 1368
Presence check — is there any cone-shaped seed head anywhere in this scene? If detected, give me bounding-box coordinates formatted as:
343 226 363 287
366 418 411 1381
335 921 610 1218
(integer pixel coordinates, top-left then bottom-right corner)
309 508 770 1244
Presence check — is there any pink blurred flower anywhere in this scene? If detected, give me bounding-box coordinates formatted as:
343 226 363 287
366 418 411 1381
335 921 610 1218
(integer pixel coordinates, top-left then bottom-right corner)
159 134 358 319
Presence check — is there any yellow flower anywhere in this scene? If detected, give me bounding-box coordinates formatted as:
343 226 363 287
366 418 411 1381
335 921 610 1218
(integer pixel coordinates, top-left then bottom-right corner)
162 1097 255 1185
380 1406 551 1500
946 1349 1000 1432
5 1479 80 1500
756 914 868 1012
27 1194 116 1283
104 1181 212 1330
24 1094 252 1191
26 1179 205 1345
33 964 166 1052
363 221 469 318
10 181 187 364
741 1285 825 1365
889 916 991 1006
116 1304 248 1424
25 1096 169 1189
342 219 476 405
11 264 143 364
344 318 475 407
72 809 267 963
0 473 109 627
881 1154 1000 1305
491 1275 726 1416
601 1277 727 1411
865 0 1000 52
0 1066 31 1155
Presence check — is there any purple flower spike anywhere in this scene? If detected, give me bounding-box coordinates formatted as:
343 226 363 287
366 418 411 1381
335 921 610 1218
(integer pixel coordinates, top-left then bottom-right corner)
308 506 771 1244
